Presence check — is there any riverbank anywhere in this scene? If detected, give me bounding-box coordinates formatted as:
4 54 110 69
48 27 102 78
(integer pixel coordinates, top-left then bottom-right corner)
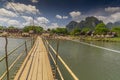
81 36 120 42
54 36 120 42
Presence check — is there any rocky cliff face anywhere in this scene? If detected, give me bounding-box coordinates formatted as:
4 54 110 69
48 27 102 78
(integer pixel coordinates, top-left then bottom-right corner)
66 16 103 31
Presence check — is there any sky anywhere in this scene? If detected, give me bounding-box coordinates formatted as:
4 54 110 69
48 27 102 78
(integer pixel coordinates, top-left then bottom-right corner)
0 0 120 29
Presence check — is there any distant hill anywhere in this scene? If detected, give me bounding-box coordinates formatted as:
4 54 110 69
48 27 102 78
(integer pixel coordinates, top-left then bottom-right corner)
66 16 103 31
106 22 120 29
66 21 78 31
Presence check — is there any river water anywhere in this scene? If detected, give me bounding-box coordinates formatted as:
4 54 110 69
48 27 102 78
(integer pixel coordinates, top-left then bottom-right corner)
0 37 31 80
0 37 120 80
49 39 120 80
0 37 26 57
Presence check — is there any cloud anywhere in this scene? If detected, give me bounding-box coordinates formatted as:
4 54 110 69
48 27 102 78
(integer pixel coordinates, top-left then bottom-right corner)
68 9 120 24
0 17 9 22
31 0 38 3
56 15 62 19
56 15 68 19
22 16 50 29
95 12 120 24
69 11 81 18
0 8 17 17
8 20 20 26
105 7 120 13
22 16 33 22
63 16 68 19
48 23 59 29
5 2 40 14
37 17 49 24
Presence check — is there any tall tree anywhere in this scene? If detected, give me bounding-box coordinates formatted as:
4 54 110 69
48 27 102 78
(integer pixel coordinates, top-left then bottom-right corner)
95 23 109 35
23 26 43 33
111 27 120 37
70 28 81 36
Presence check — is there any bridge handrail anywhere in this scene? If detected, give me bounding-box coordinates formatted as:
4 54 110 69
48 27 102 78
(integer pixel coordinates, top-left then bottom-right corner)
0 39 33 62
45 39 79 80
48 50 64 80
0 38 34 80
0 43 24 62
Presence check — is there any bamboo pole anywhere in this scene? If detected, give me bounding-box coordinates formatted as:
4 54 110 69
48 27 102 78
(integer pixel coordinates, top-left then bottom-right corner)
5 36 9 80
25 41 28 55
55 39 59 79
46 40 79 80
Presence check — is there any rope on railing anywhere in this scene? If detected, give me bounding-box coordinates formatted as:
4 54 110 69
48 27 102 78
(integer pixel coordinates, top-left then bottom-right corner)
0 38 33 63
0 40 29 63
45 39 79 80
49 51 64 80
0 38 34 80
0 50 25 79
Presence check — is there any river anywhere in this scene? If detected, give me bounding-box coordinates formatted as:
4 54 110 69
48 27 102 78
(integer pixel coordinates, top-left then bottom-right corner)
49 39 120 80
0 37 120 80
0 37 31 80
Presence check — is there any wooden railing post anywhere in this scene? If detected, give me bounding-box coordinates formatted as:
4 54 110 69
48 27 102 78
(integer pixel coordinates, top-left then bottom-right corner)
31 37 33 48
25 41 28 55
55 39 59 79
5 36 9 80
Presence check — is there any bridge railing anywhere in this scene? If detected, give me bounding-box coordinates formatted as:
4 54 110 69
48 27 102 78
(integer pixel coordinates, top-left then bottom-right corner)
43 37 79 80
0 37 35 80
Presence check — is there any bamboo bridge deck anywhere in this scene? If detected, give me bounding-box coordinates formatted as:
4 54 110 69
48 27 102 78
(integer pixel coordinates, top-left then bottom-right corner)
14 36 54 80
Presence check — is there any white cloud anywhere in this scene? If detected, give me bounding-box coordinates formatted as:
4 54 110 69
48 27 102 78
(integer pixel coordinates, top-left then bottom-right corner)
110 12 120 22
5 2 40 14
56 15 62 19
31 0 38 3
0 8 17 17
48 23 59 29
37 17 49 24
8 20 20 26
105 7 120 13
95 12 120 24
56 15 68 19
69 11 81 18
0 17 9 22
63 16 68 19
22 16 33 22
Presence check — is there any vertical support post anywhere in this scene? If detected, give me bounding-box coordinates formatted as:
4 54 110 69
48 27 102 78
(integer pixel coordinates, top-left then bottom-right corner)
55 39 59 79
25 41 28 55
5 36 9 80
31 37 33 48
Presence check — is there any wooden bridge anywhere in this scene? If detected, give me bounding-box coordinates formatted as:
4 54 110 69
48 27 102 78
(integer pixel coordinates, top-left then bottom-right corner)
14 36 54 80
0 36 79 80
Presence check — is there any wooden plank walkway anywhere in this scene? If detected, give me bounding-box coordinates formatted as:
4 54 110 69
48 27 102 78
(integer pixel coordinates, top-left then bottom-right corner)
14 36 54 80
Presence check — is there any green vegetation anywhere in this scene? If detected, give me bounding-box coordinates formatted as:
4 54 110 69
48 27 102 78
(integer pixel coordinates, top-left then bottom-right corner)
70 28 81 36
81 28 90 33
8 26 16 29
111 27 120 37
23 26 43 33
51 28 68 35
0 26 4 30
95 23 109 35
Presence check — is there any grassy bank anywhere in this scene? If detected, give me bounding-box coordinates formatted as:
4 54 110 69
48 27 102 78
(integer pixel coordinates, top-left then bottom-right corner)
79 36 120 42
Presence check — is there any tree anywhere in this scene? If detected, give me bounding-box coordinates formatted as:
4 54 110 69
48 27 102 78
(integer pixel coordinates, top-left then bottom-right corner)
8 26 16 29
23 26 43 33
0 26 4 30
70 28 81 36
95 23 109 35
51 28 68 35
81 28 90 33
111 27 120 36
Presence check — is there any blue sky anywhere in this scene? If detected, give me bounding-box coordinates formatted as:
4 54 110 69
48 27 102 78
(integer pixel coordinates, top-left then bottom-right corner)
0 0 120 29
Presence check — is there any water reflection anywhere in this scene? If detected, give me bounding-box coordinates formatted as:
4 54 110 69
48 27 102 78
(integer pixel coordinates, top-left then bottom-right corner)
50 39 120 80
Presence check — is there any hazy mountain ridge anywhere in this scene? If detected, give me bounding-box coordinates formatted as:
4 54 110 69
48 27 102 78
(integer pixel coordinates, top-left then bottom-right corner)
106 22 120 29
66 16 103 31
66 16 120 31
